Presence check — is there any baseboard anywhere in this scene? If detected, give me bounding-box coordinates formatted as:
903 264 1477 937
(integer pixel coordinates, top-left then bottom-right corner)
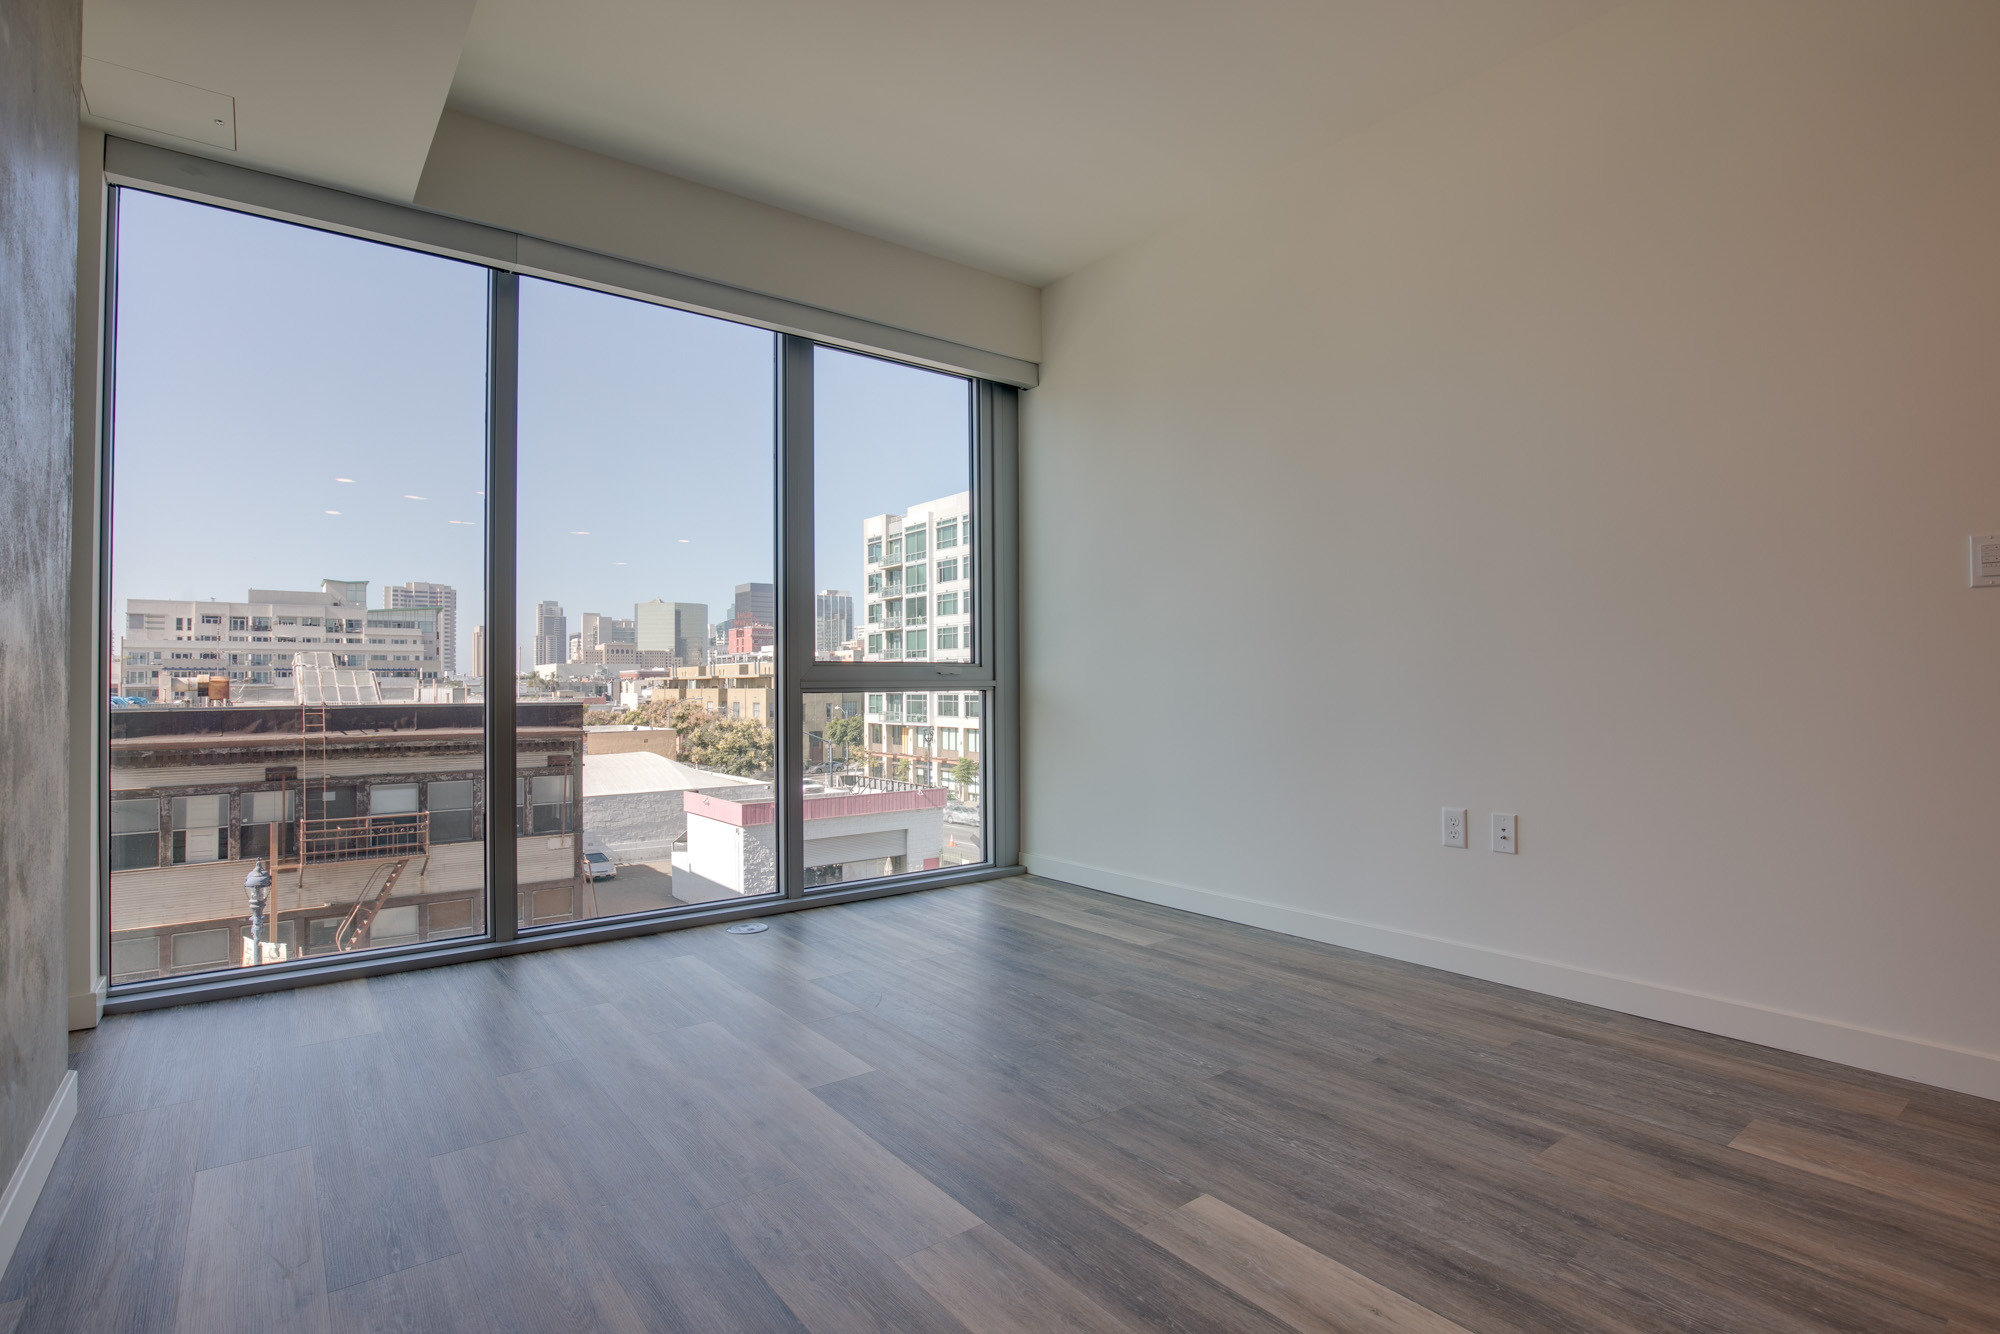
1024 853 2000 1103
67 976 106 1032
0 1071 78 1279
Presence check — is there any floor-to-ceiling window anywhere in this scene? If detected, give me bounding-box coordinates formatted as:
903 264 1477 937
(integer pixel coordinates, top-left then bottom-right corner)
516 277 777 923
101 183 1014 996
106 189 491 984
805 348 989 885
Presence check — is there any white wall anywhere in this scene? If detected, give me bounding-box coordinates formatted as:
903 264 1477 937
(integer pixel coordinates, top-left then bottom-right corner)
415 110 1039 364
1023 0 2000 1097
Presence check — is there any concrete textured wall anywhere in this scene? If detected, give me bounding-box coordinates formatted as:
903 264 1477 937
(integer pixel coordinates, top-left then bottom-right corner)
1025 0 2000 1097
0 0 79 1183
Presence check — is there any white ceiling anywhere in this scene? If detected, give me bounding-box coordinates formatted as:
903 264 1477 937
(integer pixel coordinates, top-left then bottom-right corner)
83 0 1624 283
82 0 477 201
445 0 1624 284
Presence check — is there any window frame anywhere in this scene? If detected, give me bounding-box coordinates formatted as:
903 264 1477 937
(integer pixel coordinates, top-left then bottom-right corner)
94 149 1023 1010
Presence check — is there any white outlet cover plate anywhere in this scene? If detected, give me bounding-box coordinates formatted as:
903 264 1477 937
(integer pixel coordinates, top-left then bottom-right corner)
1442 807 1467 849
1492 812 1517 853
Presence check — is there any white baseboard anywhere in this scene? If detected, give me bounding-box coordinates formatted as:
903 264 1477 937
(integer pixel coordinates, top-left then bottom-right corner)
68 975 107 1032
0 1070 78 1279
1024 853 2000 1103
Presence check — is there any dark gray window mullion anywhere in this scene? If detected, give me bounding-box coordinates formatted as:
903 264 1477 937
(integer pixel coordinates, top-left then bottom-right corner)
486 270 521 940
97 185 124 982
777 336 815 899
986 383 1021 869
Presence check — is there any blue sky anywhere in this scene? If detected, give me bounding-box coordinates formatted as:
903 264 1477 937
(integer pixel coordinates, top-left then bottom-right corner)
111 188 967 669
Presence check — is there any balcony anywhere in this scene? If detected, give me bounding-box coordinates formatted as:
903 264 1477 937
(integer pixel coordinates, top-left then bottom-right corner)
296 811 429 867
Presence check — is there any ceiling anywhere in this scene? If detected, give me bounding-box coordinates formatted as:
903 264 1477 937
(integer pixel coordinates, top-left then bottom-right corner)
83 0 1624 285
83 0 478 202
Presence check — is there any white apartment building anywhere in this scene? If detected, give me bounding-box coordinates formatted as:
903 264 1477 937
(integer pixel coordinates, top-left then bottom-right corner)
384 581 459 675
119 581 442 701
862 689 982 794
861 492 971 663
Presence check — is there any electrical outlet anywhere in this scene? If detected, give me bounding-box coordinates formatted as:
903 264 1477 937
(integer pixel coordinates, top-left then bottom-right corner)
1442 808 1467 848
1491 812 1517 854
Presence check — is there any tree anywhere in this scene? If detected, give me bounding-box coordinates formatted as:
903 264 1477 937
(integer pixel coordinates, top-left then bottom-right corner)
668 699 711 733
671 699 773 777
823 715 865 765
682 719 773 776
950 756 980 799
891 756 910 781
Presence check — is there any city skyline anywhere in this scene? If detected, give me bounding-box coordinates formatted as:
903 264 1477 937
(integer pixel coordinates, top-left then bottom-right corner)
109 188 973 686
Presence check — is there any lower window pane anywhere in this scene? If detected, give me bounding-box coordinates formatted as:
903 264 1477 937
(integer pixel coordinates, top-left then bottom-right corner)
800 691 986 889
104 187 492 986
108 702 501 984
522 694 779 930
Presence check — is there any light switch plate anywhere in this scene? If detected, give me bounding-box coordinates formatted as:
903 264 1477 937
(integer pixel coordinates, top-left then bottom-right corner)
1491 812 1517 854
1971 534 2000 588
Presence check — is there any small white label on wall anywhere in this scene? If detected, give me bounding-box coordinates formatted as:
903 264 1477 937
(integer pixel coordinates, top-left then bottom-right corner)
1973 535 2000 588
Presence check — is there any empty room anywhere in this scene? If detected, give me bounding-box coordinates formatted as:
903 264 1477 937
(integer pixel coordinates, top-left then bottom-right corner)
2 1 1997 1330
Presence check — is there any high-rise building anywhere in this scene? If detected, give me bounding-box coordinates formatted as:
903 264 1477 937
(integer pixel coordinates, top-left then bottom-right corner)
635 599 707 665
470 625 485 676
860 492 972 663
816 590 854 654
533 600 567 668
385 581 459 675
579 612 636 656
732 582 775 628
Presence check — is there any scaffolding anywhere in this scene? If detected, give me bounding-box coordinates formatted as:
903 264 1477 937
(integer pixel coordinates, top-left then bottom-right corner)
279 652 428 953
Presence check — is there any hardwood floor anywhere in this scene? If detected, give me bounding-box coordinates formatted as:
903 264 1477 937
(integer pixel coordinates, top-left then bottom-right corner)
5 875 1998 1332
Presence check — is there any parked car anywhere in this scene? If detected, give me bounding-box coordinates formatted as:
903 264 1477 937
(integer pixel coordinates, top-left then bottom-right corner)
583 851 617 881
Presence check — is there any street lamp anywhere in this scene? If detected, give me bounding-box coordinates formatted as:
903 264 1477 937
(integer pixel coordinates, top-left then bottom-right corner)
244 858 272 964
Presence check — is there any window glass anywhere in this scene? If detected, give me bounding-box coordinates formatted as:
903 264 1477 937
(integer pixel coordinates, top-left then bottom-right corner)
105 188 488 979
806 690 985 887
813 347 971 662
517 278 778 923
240 789 297 863
104 187 1007 990
110 797 160 872
428 779 477 844
371 784 419 815
110 936 159 980
170 929 231 970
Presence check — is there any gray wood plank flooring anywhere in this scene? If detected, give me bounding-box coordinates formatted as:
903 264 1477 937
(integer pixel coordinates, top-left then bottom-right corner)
6 875 1998 1331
